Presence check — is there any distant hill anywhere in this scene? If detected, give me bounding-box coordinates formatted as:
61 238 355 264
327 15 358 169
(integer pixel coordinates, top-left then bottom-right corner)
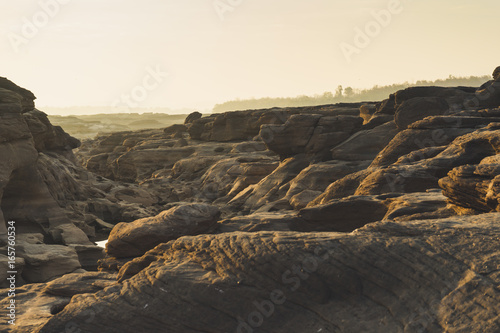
213 75 490 113
48 113 191 139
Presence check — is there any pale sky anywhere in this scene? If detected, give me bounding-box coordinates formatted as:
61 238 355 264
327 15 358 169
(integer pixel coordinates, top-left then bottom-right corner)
0 0 498 114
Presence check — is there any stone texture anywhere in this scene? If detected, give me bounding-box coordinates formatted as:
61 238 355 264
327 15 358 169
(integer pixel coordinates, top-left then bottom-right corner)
32 213 500 333
261 114 362 160
106 203 221 258
331 121 398 161
16 242 81 283
394 97 449 130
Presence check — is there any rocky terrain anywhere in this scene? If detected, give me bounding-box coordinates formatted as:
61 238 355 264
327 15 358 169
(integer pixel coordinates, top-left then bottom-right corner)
1 67 500 332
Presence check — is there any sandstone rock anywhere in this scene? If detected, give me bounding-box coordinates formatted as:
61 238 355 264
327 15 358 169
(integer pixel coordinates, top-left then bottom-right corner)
298 195 389 231
494 66 500 81
375 95 397 115
394 86 473 106
260 114 322 158
200 156 279 201
43 272 117 297
353 128 500 197
0 284 71 332
289 190 323 210
409 115 500 130
0 272 118 332
439 163 500 212
163 124 187 137
0 78 91 242
308 169 374 206
230 141 267 153
0 255 25 288
188 104 362 143
0 76 36 112
70 244 105 271
49 224 94 246
17 243 81 283
0 112 31 143
23 109 80 153
381 189 454 221
302 190 452 232
355 165 440 195
394 97 449 130
261 114 362 160
370 128 475 167
184 111 202 124
331 121 398 161
217 211 299 233
305 115 363 159
473 80 500 108
106 203 221 258
285 161 368 197
237 156 309 212
34 213 500 333
359 103 377 124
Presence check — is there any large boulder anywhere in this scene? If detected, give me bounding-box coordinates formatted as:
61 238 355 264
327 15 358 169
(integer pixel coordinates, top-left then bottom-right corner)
439 162 500 212
298 195 389 231
16 242 82 283
331 121 398 161
184 111 202 124
370 128 475 167
0 76 36 112
394 97 449 130
285 160 371 208
106 204 221 258
231 155 310 212
300 190 452 232
261 114 362 160
493 66 500 81
473 81 500 108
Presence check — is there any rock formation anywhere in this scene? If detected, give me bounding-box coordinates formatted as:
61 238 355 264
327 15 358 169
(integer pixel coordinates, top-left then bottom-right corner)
31 214 500 333
2 68 500 332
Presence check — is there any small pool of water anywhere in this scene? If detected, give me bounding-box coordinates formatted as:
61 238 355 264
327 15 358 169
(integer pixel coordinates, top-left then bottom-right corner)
95 239 108 248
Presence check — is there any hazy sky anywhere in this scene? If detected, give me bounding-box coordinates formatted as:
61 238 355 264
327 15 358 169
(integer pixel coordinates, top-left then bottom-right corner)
1 0 499 114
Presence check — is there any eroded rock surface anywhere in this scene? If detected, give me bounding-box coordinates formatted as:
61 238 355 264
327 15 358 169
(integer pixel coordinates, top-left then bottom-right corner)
33 214 500 333
106 204 220 258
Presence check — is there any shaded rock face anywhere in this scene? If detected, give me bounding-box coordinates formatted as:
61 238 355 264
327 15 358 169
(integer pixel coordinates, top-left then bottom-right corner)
0 77 36 112
34 214 500 333
394 97 449 130
330 121 398 161
365 86 475 124
440 164 500 212
106 204 220 258
0 78 81 240
187 104 362 142
0 78 139 284
0 271 118 332
493 66 500 81
298 190 453 232
260 114 363 160
184 111 202 124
